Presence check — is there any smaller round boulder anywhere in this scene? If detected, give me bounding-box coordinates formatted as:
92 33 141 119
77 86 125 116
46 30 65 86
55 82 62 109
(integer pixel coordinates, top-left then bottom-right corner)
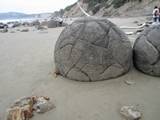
30 20 40 26
41 20 48 26
133 25 160 76
47 20 58 28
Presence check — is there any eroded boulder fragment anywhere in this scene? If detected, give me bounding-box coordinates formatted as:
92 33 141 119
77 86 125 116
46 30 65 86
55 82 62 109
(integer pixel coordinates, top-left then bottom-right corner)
120 105 142 120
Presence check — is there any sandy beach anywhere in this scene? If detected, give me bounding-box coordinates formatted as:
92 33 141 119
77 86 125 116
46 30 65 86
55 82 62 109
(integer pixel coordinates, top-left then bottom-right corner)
0 17 160 120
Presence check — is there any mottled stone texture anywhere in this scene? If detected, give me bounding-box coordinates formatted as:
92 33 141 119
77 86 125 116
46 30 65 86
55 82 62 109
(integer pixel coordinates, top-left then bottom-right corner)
54 17 132 81
47 20 67 28
134 25 160 76
48 20 58 28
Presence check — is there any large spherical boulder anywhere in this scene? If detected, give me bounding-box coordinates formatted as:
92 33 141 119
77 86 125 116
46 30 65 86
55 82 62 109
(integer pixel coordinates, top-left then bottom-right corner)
54 18 132 81
133 25 160 76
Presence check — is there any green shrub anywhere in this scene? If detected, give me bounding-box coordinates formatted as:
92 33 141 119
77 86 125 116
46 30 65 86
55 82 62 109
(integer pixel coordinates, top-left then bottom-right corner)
112 0 143 8
87 0 108 12
112 0 127 8
64 0 143 13
64 3 76 11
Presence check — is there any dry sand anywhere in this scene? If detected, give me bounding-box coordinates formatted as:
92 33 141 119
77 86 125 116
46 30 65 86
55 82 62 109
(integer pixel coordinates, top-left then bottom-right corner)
0 17 160 120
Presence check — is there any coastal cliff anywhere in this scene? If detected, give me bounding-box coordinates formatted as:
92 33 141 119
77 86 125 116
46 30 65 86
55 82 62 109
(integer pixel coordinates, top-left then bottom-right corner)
63 0 159 17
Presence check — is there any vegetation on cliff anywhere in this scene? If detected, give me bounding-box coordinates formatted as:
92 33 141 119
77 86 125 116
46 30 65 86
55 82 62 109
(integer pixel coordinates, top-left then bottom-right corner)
63 0 157 17
86 0 143 11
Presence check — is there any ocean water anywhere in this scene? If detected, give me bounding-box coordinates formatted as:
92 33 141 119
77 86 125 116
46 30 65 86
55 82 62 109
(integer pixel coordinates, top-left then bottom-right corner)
0 17 45 23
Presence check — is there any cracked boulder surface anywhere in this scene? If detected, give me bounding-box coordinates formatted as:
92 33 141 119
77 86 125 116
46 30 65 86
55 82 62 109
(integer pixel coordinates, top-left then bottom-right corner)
134 25 160 76
54 17 132 82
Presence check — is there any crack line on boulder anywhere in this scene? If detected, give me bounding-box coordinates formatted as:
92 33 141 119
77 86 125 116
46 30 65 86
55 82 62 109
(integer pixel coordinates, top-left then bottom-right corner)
76 67 92 81
59 43 73 50
100 64 113 75
146 36 160 65
95 21 111 48
69 22 86 59
64 57 81 77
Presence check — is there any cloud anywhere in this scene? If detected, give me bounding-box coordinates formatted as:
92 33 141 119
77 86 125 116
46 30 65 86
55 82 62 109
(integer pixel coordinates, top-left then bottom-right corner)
0 0 77 13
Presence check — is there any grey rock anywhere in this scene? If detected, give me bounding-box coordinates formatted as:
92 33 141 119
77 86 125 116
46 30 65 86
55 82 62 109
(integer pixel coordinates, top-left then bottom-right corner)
61 22 67 27
36 25 47 30
47 20 58 28
124 80 136 85
120 105 142 120
33 97 55 113
47 20 67 28
133 25 160 76
22 22 30 26
0 23 8 29
12 22 21 28
10 31 16 33
0 26 8 33
54 17 132 81
31 20 40 26
41 20 48 26
20 28 29 32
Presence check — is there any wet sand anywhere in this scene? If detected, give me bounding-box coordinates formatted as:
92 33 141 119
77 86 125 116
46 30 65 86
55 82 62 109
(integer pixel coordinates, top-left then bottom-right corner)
0 17 160 120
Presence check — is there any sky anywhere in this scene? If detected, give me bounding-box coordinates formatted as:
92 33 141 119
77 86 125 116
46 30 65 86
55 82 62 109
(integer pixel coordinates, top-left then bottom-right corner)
0 0 77 14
